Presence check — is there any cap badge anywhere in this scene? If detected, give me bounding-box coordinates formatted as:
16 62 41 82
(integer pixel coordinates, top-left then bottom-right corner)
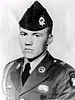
39 16 45 26
37 84 49 93
38 66 45 73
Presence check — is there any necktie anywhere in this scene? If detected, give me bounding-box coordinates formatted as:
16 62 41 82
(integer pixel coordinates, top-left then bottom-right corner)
22 63 31 86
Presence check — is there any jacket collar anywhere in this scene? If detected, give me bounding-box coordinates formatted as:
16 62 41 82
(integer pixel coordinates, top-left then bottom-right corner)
20 51 54 96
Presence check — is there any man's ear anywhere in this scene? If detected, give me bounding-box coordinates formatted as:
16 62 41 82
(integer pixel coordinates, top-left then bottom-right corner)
46 34 53 45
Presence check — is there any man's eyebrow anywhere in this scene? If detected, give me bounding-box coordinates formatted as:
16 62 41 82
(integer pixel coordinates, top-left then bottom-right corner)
32 32 42 35
20 31 27 34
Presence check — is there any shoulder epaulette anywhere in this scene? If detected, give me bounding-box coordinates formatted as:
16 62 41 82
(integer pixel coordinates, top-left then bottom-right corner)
53 58 74 72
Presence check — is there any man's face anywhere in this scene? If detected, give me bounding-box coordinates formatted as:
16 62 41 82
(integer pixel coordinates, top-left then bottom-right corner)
19 27 52 60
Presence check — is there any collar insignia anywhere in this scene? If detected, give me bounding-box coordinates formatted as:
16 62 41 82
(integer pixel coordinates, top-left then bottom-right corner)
39 16 45 26
38 66 45 73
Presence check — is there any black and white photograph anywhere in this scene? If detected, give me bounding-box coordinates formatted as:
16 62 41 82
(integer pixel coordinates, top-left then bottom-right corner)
0 0 75 100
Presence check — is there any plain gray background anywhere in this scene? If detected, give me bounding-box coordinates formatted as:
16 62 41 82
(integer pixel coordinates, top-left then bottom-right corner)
0 0 75 99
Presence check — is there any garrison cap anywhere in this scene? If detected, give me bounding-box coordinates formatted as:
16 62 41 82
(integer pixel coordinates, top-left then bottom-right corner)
19 1 53 31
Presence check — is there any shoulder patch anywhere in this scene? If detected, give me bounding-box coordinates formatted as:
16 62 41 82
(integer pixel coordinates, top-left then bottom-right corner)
2 61 14 94
69 71 75 87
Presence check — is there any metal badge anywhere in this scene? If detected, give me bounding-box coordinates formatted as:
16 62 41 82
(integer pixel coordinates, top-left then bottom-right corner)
37 84 49 93
71 77 75 86
70 71 75 87
39 16 45 26
38 66 45 73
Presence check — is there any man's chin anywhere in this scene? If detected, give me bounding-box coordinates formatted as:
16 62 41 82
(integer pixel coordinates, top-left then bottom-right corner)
23 51 46 61
24 53 36 60
25 56 37 62
23 53 40 61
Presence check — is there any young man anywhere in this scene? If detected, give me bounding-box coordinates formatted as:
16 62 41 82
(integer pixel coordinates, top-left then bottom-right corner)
2 1 75 100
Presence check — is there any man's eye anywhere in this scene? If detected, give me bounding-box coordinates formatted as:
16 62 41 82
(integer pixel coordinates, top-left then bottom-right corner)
35 34 40 37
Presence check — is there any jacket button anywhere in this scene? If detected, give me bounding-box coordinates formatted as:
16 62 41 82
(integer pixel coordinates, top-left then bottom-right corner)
54 60 57 63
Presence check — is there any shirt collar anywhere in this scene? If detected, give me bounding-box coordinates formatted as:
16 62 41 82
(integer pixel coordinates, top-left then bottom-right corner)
23 51 47 74
30 51 47 74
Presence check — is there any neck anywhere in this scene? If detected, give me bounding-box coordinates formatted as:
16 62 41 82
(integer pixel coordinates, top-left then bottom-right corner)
27 50 47 62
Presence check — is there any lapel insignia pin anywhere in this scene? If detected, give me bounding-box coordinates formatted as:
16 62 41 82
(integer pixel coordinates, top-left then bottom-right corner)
38 66 45 73
37 84 49 93
39 16 45 26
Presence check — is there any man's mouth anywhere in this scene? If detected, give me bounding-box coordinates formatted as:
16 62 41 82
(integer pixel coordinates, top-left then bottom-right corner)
24 48 34 51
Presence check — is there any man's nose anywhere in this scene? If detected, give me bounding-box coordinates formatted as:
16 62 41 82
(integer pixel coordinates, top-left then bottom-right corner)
25 36 33 45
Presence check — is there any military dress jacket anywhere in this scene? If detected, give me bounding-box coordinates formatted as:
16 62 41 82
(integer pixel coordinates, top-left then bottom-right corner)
2 51 75 100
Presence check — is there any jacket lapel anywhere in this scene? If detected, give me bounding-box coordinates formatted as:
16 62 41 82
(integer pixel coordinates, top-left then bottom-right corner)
20 52 54 96
10 58 24 92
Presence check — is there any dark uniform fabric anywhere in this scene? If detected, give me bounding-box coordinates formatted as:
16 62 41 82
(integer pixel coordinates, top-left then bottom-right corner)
2 51 75 100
